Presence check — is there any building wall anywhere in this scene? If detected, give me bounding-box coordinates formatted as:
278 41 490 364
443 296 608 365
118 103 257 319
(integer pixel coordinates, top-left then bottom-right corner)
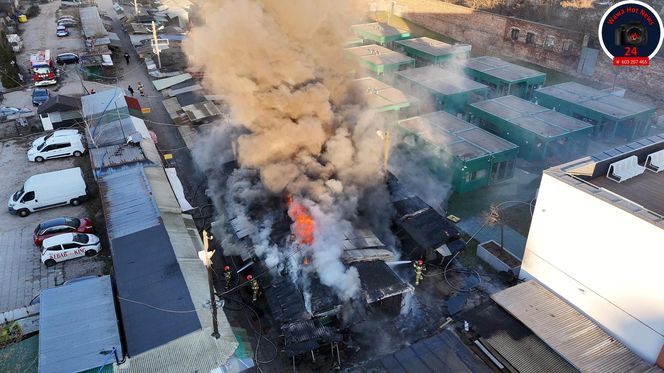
520 173 664 364
383 0 664 98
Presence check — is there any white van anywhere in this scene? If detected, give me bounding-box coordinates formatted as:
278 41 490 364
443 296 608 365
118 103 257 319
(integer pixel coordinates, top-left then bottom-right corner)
28 131 85 162
8 167 88 217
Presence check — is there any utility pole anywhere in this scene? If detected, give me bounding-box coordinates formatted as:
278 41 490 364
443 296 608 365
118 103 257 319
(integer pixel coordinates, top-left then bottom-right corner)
202 230 220 339
134 0 138 16
152 21 162 70
383 129 391 177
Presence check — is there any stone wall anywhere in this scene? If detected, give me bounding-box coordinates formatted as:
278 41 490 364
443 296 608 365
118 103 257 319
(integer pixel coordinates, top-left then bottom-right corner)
384 0 664 100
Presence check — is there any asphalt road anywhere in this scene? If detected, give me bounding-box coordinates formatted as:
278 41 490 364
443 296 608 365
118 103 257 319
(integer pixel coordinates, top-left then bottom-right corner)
98 0 212 229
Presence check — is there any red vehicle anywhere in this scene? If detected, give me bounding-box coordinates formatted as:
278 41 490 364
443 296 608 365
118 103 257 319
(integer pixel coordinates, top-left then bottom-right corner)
30 50 57 87
33 217 94 246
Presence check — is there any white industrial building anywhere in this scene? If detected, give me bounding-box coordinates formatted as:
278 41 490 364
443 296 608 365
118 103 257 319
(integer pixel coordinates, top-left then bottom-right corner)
520 133 664 367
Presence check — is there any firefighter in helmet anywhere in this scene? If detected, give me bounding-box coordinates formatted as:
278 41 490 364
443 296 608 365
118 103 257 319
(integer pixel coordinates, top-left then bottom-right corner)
223 265 232 290
247 274 260 303
413 259 426 286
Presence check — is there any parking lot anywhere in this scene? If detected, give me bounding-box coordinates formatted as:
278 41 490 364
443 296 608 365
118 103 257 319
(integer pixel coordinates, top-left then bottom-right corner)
0 137 106 313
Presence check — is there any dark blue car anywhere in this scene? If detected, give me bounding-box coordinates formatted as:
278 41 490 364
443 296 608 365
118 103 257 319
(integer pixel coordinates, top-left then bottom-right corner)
32 88 49 106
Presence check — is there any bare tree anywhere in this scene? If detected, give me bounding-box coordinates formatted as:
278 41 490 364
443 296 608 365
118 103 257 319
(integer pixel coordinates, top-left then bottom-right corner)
483 203 505 250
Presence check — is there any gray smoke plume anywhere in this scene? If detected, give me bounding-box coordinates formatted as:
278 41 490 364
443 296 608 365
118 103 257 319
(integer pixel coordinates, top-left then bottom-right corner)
184 0 388 302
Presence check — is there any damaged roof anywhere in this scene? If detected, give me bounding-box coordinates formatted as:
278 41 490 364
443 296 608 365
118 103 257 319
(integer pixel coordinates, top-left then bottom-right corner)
353 260 413 304
392 195 461 258
263 274 310 324
355 328 492 372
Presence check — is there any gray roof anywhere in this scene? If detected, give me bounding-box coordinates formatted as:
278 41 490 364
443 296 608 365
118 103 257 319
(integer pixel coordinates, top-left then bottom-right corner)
395 37 471 57
99 167 161 241
79 6 108 39
345 44 415 66
37 95 82 115
398 111 518 160
536 82 656 120
460 301 579 373
88 116 142 146
82 87 128 120
351 22 410 38
463 56 546 83
471 95 593 139
354 77 417 111
493 281 661 373
90 139 161 177
355 328 492 372
38 276 122 373
396 65 487 95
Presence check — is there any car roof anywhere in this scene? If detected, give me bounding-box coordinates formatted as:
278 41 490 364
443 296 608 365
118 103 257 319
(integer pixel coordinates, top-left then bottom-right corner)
42 233 77 246
33 88 48 93
57 53 78 58
53 129 79 136
38 217 76 230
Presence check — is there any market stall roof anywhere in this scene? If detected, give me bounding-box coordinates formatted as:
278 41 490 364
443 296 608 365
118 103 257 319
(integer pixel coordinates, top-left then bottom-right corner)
397 65 487 96
354 76 418 112
462 56 546 84
398 111 517 160
493 281 661 373
395 37 471 58
351 22 411 43
471 95 593 139
535 82 656 120
345 44 414 67
39 276 122 373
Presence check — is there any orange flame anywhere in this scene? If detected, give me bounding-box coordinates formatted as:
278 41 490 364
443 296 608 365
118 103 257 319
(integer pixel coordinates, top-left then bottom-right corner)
303 256 311 266
287 196 315 245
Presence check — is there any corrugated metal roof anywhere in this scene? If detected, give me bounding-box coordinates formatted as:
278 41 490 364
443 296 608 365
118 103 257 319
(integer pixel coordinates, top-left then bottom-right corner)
492 281 662 373
354 260 413 304
38 276 122 373
90 143 150 175
80 6 108 39
460 301 579 373
88 116 141 146
99 167 161 240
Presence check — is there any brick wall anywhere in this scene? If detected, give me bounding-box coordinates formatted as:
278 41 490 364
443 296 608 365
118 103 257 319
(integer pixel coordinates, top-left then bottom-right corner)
385 0 664 99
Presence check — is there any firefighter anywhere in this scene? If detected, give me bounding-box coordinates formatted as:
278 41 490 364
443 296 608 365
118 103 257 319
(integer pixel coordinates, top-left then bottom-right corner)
413 259 426 286
137 81 145 97
223 265 232 290
247 274 260 303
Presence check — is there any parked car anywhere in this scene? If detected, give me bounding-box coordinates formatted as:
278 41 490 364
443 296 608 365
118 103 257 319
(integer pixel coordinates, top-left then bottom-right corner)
31 129 80 148
27 130 85 162
0 107 31 116
60 0 82 7
56 52 79 65
33 216 94 246
56 25 69 37
8 167 88 217
57 19 78 27
41 233 100 267
31 88 49 106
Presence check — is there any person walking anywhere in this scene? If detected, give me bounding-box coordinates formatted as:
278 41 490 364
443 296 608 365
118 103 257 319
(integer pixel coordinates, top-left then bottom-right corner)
123 52 130 65
137 81 145 97
127 85 134 96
